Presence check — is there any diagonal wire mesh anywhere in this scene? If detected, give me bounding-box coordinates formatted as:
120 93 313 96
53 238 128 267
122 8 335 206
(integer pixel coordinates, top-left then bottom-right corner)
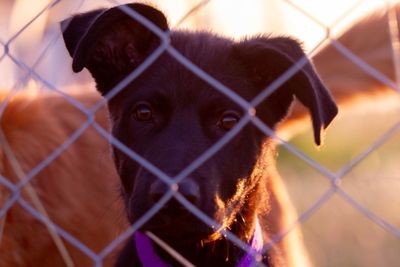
0 0 399 267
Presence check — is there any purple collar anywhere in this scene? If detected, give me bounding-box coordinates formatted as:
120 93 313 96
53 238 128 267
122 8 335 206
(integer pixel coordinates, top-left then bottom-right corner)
134 219 264 267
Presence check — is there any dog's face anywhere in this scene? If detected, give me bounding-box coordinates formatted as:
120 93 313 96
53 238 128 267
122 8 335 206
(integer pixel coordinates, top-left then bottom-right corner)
105 38 272 241
62 3 337 245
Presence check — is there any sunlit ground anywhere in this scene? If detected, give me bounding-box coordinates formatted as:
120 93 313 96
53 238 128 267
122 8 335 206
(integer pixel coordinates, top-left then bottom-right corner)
278 107 400 267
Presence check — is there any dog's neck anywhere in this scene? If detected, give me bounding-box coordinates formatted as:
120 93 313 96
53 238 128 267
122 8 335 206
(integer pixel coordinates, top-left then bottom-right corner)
134 218 265 267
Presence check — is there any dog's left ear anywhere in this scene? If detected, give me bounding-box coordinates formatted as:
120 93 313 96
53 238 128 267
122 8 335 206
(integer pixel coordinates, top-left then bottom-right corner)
233 37 338 145
61 3 169 95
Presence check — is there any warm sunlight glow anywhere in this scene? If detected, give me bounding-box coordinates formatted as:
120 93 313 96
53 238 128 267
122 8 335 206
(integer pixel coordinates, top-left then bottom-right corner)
200 0 391 51
0 0 397 89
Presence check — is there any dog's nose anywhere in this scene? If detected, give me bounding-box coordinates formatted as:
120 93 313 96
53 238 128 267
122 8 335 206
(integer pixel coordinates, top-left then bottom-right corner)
178 179 200 205
149 179 200 206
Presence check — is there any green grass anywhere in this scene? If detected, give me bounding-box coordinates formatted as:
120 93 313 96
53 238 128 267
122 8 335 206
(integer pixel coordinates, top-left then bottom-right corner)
277 108 400 267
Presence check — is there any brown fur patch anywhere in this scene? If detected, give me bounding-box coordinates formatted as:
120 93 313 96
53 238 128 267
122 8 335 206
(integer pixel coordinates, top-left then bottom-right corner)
0 91 127 267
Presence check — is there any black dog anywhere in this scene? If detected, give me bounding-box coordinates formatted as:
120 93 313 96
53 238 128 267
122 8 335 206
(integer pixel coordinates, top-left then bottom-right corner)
62 3 337 266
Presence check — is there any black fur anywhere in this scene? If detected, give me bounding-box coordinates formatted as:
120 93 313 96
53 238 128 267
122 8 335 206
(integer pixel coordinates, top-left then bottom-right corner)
62 3 337 266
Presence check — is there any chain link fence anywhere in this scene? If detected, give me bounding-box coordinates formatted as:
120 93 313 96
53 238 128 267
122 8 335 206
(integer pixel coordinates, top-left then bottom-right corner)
0 0 399 266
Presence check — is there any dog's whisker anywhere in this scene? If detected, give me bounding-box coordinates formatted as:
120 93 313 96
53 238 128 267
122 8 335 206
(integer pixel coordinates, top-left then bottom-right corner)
225 237 231 262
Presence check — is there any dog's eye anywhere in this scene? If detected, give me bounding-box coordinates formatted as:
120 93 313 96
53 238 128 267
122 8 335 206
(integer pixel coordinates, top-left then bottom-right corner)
218 112 240 131
132 103 153 121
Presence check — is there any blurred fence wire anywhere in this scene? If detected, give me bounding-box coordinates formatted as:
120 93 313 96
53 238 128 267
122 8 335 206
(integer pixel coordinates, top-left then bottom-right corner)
0 0 399 266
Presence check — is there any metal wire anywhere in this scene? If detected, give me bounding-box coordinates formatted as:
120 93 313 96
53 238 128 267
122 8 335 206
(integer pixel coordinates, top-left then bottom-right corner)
0 1 399 266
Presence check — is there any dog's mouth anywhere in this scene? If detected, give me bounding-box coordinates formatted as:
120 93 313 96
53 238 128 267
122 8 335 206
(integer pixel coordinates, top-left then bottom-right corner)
135 201 227 247
131 194 243 245
142 212 214 242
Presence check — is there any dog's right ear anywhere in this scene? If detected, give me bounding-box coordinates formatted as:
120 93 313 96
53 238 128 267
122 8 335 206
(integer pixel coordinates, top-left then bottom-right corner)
61 3 169 95
233 37 338 146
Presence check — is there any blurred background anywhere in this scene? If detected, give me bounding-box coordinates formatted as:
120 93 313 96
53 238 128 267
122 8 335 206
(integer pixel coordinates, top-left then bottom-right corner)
0 0 391 90
1 0 399 266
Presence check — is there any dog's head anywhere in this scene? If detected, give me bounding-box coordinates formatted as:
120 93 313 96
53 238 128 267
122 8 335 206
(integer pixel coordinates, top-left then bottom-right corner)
62 3 337 247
